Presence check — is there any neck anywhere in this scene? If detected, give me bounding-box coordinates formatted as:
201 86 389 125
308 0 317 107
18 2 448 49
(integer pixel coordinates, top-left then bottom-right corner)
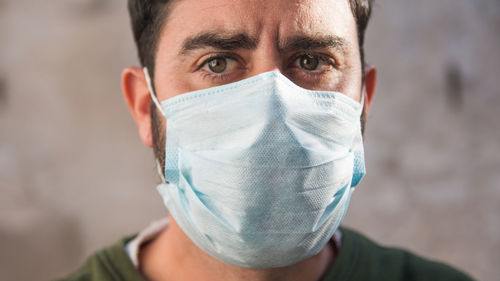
139 215 336 281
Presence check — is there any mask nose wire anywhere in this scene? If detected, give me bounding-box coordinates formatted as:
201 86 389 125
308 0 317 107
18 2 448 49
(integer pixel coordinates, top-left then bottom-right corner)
146 66 365 115
143 67 167 117
143 67 168 184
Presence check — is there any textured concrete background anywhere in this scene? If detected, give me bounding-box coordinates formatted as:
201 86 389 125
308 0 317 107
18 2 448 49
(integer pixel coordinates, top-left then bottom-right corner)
0 0 499 280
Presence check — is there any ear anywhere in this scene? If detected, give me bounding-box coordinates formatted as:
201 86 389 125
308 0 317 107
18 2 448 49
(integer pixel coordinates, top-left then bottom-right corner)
121 67 153 147
362 64 377 115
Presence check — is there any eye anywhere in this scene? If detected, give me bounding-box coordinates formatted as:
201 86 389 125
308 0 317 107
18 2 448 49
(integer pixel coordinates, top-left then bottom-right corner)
299 54 319 71
207 57 227 73
200 55 241 75
291 53 335 73
287 53 338 87
197 55 245 83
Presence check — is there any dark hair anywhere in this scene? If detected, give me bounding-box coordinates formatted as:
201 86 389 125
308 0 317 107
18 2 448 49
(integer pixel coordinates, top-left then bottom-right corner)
127 0 373 79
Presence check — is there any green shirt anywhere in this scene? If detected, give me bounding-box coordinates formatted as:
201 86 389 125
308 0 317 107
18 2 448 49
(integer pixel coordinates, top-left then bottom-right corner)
55 227 474 281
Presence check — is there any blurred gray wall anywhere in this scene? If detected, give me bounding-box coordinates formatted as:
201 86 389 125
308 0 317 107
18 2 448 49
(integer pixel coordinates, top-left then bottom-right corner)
0 0 498 280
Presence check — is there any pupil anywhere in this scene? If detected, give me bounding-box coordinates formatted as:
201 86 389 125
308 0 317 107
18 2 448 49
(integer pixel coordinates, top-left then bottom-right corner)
209 58 226 73
301 55 318 70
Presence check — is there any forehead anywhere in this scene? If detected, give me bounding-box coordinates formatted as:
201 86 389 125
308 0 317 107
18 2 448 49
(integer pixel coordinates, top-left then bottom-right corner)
161 0 358 50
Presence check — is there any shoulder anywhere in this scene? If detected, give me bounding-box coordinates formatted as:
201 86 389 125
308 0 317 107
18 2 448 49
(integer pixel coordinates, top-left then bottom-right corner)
323 227 475 281
53 235 146 281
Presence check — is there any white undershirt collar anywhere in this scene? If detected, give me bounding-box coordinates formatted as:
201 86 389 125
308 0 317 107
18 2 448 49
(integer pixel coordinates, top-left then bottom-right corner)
125 218 343 269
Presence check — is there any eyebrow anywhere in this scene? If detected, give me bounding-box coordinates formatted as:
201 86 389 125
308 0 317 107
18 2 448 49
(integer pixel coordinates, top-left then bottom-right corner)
179 32 349 55
180 32 259 54
279 35 349 53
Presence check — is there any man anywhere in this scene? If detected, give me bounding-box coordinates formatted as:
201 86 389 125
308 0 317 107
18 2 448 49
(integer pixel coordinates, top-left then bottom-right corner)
57 0 474 280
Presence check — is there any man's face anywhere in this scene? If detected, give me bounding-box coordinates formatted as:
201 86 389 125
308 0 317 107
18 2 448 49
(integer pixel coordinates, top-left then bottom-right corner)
149 0 364 160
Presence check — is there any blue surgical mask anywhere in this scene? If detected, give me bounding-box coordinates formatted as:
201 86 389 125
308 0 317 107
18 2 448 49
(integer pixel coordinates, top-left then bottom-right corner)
144 69 365 268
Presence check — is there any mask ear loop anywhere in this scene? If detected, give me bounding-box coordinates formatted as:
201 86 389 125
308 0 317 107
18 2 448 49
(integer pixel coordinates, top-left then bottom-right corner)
350 90 366 193
156 159 168 184
143 67 166 116
144 67 169 184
